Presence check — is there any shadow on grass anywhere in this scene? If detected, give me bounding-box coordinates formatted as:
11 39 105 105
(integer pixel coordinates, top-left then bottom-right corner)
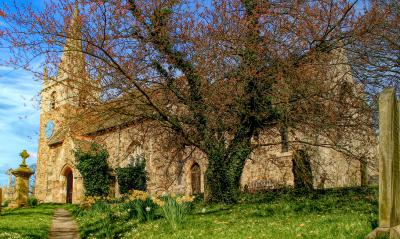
240 186 377 204
193 206 233 216
73 208 139 238
0 226 45 239
79 219 138 238
2 210 54 217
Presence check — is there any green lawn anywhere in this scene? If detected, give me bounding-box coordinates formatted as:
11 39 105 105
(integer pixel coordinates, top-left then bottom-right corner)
71 187 379 239
0 187 379 239
0 204 61 239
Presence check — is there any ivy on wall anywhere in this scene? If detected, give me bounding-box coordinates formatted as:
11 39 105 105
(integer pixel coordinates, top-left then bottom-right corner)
75 144 111 197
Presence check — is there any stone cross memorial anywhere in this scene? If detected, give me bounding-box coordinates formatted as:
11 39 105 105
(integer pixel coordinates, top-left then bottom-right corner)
10 150 34 208
366 88 400 239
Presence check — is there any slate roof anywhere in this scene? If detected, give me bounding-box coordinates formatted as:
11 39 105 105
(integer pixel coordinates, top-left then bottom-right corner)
47 110 138 146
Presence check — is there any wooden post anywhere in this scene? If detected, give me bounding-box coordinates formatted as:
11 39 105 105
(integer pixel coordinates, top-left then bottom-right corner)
366 88 400 239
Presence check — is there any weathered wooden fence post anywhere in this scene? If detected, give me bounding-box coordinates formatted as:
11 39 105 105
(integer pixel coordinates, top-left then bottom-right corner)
366 88 400 239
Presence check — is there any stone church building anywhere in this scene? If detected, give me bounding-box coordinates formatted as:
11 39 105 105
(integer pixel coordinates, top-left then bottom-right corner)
34 9 375 204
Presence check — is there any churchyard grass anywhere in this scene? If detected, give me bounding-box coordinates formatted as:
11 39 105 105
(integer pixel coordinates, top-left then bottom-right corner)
0 203 62 239
71 187 378 239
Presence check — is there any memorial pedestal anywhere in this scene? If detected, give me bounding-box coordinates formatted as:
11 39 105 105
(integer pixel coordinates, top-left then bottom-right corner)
10 150 34 208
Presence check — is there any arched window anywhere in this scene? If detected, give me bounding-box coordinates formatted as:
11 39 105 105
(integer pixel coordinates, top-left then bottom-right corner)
50 91 56 110
129 153 145 166
191 163 201 194
126 144 144 167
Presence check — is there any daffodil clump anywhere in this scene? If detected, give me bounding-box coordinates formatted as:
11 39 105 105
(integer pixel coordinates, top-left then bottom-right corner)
151 196 165 207
158 194 195 230
127 190 148 202
176 195 195 204
125 190 194 205
124 190 157 222
81 195 118 208
80 196 103 209
79 190 196 229
122 190 195 227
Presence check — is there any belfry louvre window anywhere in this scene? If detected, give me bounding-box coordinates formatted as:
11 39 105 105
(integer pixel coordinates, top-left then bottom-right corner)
50 91 56 109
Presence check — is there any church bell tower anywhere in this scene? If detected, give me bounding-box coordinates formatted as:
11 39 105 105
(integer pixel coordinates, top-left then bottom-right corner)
35 5 87 202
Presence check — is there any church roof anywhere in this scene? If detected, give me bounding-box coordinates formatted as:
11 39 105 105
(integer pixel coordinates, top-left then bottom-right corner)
47 110 137 146
80 114 136 135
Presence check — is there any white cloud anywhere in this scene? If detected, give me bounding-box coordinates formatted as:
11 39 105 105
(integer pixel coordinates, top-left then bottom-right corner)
27 151 38 160
0 65 41 185
0 65 14 71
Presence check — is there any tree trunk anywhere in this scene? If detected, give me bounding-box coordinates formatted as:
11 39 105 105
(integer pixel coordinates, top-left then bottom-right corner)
292 149 314 191
204 140 251 204
204 149 231 203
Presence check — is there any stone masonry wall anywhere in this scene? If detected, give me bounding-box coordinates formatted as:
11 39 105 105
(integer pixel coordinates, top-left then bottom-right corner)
35 120 373 203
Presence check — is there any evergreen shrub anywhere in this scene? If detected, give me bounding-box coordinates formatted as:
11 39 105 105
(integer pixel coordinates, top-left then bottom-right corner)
116 155 147 194
27 197 38 207
75 144 111 197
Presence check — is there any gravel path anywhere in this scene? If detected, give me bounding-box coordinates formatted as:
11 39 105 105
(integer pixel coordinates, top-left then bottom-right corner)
48 208 79 239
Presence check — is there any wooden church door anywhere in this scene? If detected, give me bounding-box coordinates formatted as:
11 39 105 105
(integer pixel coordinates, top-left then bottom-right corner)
191 163 201 194
66 170 73 203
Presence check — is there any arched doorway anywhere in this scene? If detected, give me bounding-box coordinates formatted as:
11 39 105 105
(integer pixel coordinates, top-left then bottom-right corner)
64 168 73 203
191 163 201 194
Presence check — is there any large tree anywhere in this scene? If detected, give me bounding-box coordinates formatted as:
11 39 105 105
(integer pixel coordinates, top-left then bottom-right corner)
350 0 400 96
0 0 394 203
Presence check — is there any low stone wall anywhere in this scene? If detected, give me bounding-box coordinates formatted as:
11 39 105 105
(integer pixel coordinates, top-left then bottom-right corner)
241 152 294 193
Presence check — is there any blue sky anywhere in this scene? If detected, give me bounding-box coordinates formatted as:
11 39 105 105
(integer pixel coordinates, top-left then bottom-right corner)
0 1 44 186
0 63 41 186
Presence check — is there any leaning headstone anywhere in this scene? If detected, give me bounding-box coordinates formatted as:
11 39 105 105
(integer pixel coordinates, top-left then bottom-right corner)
11 150 34 208
7 169 12 189
366 88 400 239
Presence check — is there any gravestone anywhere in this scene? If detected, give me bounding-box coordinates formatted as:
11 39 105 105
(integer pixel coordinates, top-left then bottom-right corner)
366 88 400 239
6 169 15 201
11 150 34 208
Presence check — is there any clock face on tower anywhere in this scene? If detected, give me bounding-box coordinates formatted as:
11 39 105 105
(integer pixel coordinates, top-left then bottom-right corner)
45 120 55 139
